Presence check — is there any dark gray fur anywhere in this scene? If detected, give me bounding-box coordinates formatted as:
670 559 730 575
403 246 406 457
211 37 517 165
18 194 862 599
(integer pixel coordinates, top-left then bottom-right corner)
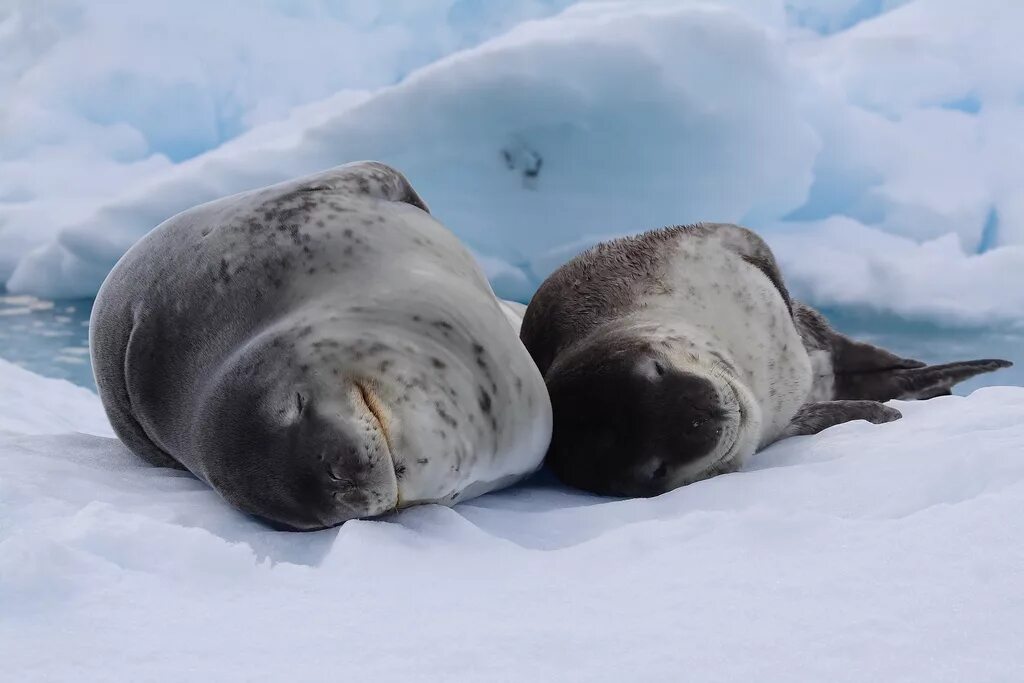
522 222 1012 490
522 223 794 375
91 162 429 475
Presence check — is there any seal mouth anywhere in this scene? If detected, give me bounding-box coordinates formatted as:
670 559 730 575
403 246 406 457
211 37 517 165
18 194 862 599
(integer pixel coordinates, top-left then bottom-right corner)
695 377 745 479
720 382 744 458
354 380 395 454
352 379 401 507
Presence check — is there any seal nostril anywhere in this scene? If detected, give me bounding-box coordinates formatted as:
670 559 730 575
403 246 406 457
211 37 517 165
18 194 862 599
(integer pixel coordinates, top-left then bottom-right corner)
652 462 668 480
654 361 666 376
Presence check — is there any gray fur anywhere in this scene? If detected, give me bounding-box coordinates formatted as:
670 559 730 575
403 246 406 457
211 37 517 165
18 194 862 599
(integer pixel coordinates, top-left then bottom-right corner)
522 222 1012 495
91 161 551 530
522 223 788 373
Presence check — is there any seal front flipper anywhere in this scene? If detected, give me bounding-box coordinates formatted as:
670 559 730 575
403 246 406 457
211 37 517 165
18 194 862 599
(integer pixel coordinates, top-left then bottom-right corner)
781 400 902 439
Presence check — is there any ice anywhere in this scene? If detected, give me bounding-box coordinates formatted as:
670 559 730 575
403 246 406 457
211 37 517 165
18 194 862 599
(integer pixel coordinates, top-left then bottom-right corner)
768 218 1024 325
6 2 823 298
0 358 111 436
3 344 1024 680
0 0 577 280
4 0 1022 326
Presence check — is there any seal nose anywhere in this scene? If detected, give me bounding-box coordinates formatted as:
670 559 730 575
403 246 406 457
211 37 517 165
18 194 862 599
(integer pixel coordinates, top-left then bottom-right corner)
653 365 728 459
544 348 733 497
266 396 399 530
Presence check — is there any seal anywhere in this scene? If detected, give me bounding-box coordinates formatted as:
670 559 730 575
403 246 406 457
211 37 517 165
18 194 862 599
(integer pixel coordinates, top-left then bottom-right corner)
91 161 552 530
520 223 1011 497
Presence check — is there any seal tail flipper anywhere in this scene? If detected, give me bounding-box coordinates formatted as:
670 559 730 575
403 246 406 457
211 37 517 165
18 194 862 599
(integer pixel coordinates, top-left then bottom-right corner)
836 358 1013 402
792 301 1012 401
781 400 902 439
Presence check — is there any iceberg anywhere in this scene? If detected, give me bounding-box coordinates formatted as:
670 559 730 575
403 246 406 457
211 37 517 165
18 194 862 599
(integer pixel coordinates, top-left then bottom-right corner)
3 0 1021 328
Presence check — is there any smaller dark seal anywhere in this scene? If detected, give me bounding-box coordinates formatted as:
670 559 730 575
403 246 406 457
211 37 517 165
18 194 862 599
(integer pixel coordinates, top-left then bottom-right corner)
521 223 1011 497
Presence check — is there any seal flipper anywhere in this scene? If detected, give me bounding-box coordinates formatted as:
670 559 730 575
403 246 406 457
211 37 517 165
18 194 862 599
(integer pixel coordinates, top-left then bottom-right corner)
782 400 902 439
792 301 1012 401
837 358 1013 401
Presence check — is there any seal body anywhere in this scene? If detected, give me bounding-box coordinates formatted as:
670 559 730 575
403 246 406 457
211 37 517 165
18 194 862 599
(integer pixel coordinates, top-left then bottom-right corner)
91 162 551 530
521 224 1010 497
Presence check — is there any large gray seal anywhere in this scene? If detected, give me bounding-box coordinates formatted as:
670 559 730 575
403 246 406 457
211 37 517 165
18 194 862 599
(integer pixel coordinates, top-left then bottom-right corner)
90 161 551 530
520 223 1011 497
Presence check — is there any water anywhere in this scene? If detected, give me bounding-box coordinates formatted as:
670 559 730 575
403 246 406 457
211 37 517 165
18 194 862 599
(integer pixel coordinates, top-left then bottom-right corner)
0 294 94 388
0 295 1020 394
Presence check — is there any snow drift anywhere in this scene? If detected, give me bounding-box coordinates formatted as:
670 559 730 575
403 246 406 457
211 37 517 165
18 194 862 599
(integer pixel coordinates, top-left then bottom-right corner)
3 0 1023 326
3 356 1024 680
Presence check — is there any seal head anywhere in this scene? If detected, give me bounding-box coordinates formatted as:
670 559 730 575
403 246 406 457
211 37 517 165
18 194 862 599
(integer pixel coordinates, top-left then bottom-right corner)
544 332 747 497
192 335 400 530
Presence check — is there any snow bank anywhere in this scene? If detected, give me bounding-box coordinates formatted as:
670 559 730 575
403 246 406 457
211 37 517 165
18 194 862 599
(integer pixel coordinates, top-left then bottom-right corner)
5 1 822 298
769 218 1024 326
0 358 110 436
0 0 577 277
3 346 1024 681
3 0 1023 327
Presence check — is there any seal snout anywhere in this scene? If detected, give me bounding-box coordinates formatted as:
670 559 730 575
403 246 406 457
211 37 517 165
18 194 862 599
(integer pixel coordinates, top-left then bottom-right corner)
545 349 733 497
198 378 400 531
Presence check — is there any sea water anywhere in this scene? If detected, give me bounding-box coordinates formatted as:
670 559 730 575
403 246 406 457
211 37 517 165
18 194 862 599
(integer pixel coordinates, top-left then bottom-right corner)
0 293 1020 393
0 294 94 388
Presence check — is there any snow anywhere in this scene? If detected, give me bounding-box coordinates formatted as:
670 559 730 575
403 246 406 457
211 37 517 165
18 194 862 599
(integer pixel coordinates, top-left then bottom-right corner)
3 355 1024 680
4 4 1021 676
768 218 1024 326
0 358 111 436
3 0 1023 328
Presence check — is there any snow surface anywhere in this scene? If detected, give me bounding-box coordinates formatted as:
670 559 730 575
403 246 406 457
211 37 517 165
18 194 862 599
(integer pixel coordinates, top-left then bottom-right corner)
4 360 1024 680
3 0 1023 326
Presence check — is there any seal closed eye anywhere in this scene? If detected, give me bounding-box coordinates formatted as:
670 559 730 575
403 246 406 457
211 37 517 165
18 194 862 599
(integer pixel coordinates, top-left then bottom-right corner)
521 223 1012 497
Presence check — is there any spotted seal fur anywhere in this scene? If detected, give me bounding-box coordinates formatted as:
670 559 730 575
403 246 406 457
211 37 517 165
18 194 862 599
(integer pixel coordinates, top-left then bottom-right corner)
520 223 1011 496
91 161 552 529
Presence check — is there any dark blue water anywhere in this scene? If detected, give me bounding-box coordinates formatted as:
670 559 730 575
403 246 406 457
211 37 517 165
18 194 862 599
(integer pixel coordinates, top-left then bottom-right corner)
0 294 95 387
0 294 1020 394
